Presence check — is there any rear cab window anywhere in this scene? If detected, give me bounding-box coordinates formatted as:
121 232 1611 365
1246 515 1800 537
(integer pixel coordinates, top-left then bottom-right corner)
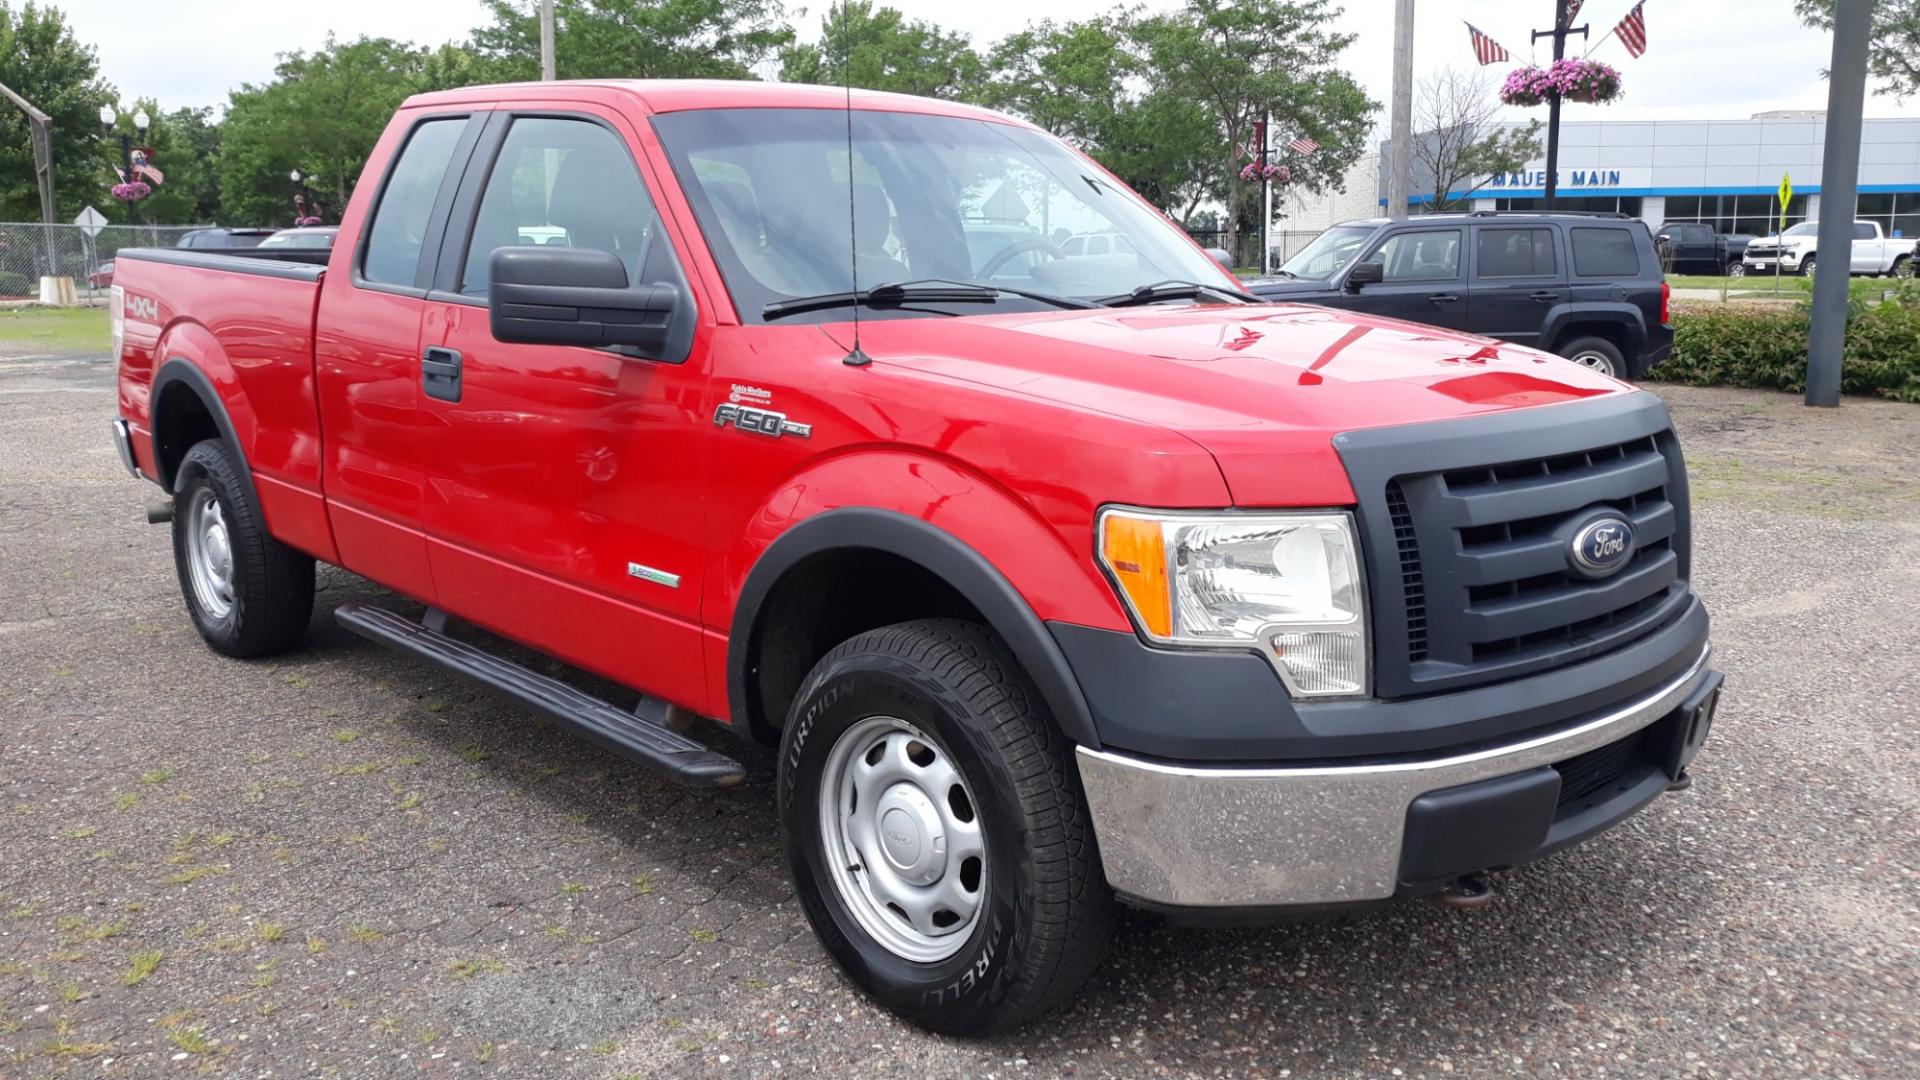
1570 227 1642 278
360 117 471 287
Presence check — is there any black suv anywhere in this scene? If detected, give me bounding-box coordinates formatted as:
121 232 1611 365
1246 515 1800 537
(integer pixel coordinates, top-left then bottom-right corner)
1249 212 1672 379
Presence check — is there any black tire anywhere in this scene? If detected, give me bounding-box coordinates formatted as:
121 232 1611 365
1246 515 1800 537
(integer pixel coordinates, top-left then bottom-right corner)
1800 254 1816 277
1726 260 1747 278
170 439 315 658
1893 255 1913 279
1557 335 1626 380
778 619 1115 1035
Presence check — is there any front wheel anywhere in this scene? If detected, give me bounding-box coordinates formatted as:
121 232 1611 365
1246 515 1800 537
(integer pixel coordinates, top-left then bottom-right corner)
1893 255 1913 279
778 619 1115 1035
1726 261 1747 278
1800 255 1816 278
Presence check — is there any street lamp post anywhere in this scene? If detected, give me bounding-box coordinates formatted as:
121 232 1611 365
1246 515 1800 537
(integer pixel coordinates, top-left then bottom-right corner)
100 105 151 225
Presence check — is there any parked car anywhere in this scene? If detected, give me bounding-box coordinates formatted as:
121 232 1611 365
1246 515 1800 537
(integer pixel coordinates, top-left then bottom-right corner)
257 226 339 250
1655 222 1752 275
1741 220 1917 277
1247 212 1672 379
175 227 276 250
87 260 115 289
110 81 1721 1035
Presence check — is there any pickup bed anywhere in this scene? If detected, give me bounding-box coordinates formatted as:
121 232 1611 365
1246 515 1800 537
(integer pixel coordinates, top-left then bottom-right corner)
112 79 1723 1035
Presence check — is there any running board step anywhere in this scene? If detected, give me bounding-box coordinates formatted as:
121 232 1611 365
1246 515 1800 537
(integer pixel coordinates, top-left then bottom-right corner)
334 603 745 788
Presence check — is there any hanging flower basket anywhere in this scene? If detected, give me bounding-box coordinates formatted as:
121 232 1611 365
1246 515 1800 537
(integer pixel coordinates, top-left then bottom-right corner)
1239 162 1292 184
1500 58 1624 108
111 181 152 202
294 215 323 227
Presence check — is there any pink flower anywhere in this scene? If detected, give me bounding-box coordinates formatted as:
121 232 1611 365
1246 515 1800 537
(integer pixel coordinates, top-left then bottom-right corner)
110 181 151 202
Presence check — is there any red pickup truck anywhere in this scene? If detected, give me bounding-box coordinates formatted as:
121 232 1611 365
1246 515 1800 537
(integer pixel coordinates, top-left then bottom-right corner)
110 80 1723 1034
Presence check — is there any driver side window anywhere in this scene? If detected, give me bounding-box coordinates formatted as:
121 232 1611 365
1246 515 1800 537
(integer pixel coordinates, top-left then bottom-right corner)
1366 229 1462 281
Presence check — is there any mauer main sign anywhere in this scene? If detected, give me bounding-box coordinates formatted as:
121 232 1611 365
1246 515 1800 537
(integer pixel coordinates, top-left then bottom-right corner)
1489 169 1626 189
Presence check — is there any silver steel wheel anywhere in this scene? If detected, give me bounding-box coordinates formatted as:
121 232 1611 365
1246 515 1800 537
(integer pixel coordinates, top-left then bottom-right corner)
818 715 986 963
1568 350 1619 378
184 487 236 621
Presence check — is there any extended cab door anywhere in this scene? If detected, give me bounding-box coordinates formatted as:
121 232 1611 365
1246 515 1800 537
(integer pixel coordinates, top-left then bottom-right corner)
1322 226 1469 331
1467 224 1567 348
314 110 487 600
413 106 714 713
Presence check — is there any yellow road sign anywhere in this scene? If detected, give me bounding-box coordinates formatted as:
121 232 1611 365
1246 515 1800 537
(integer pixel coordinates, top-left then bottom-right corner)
1779 173 1793 230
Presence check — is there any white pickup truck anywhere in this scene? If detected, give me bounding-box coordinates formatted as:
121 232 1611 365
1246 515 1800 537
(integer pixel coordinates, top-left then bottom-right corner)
1740 220 1917 277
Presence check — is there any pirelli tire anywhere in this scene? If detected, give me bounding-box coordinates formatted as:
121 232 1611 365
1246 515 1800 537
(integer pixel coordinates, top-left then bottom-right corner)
778 618 1116 1035
170 439 316 658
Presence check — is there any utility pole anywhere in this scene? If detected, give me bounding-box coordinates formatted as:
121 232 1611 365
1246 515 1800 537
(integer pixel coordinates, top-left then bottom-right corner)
1531 0 1588 208
1386 0 1414 218
1806 0 1871 408
540 0 557 81
0 78 57 277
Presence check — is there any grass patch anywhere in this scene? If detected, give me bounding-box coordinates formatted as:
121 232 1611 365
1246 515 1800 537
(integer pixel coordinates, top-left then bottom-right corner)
166 1023 215 1054
346 925 383 944
448 957 506 979
255 922 286 944
164 865 226 885
0 307 109 352
121 949 163 986
688 928 717 943
138 767 174 786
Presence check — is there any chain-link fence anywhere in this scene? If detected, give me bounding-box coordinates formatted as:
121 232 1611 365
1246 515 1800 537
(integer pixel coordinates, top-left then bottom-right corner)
0 222 205 301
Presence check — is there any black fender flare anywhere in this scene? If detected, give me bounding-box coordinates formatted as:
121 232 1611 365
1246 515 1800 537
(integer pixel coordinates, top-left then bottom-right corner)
150 357 258 502
1543 304 1647 354
726 507 1101 750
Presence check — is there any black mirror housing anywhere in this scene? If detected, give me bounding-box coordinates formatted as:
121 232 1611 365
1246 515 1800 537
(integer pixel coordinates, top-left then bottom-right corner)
1346 261 1385 290
488 246 690 361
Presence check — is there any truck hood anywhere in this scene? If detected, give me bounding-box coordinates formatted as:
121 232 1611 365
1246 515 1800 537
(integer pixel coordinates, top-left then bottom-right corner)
859 302 1627 506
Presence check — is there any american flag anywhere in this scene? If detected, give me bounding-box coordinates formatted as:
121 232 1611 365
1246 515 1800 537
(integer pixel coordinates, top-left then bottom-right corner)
1564 0 1583 26
1289 135 1320 155
1466 23 1511 66
1616 1 1648 57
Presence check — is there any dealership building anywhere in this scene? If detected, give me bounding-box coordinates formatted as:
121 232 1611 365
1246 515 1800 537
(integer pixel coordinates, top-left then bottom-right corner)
1287 111 1920 241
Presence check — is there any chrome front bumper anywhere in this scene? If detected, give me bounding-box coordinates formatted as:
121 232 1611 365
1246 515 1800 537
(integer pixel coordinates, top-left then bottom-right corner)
1076 645 1715 908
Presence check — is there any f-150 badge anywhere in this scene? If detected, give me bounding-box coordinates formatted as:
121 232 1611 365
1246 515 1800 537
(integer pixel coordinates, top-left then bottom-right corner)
714 403 811 439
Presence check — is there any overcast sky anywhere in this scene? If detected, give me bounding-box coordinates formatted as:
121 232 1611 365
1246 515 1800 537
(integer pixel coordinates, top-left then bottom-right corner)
55 0 1913 130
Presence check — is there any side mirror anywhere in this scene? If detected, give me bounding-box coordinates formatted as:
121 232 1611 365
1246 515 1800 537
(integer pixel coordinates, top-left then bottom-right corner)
1346 261 1385 291
488 246 687 360
1205 247 1234 272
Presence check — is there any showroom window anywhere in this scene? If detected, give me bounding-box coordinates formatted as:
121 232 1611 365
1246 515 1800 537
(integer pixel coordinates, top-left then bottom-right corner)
1662 194 1810 237
1853 193 1920 240
1493 196 1644 218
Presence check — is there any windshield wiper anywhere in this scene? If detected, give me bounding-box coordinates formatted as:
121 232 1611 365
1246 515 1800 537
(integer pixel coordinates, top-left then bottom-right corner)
1098 279 1261 307
763 279 1096 321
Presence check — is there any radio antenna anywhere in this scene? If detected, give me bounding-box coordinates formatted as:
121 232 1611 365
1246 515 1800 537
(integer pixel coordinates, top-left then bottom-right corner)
838 0 871 366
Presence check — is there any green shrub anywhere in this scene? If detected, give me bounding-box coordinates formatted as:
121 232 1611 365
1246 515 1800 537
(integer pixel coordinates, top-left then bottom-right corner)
0 271 35 298
1651 298 1920 402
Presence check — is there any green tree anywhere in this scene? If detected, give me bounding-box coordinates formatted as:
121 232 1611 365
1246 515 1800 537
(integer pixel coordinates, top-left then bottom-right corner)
1797 0 1920 99
1094 91 1223 223
980 18 1131 144
1127 0 1377 257
0 1 116 220
779 2 984 99
164 107 224 223
218 36 445 226
473 0 793 81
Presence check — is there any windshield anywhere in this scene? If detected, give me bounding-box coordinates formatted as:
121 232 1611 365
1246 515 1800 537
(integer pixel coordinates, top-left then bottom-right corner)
1783 223 1820 237
1277 224 1377 280
652 108 1229 323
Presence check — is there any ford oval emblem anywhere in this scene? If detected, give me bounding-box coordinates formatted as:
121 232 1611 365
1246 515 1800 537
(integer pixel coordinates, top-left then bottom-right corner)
1570 517 1635 578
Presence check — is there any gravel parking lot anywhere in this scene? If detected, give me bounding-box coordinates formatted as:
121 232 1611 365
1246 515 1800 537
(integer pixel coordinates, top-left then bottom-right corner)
2 345 1916 1078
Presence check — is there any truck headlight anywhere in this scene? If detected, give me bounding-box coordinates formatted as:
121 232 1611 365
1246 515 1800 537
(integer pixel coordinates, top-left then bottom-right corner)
1097 508 1369 698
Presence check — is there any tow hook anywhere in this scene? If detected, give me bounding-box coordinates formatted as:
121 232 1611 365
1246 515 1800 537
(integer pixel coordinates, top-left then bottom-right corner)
1430 871 1497 910
1668 770 1693 792
146 500 174 525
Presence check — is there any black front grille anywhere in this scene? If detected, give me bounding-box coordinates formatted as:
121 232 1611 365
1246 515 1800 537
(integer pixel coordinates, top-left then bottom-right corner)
1335 395 1693 699
1554 727 1650 807
1384 480 1428 663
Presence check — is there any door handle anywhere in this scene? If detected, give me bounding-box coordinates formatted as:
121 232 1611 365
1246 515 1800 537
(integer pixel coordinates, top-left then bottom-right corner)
1426 293 1459 304
1529 290 1560 302
422 346 462 403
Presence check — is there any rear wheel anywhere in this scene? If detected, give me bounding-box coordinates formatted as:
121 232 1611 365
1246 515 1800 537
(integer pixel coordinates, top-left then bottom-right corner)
778 619 1115 1035
171 439 315 657
1558 335 1625 380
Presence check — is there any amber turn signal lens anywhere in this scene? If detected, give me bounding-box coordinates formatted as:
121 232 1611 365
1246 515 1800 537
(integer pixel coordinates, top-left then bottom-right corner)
1100 514 1172 638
